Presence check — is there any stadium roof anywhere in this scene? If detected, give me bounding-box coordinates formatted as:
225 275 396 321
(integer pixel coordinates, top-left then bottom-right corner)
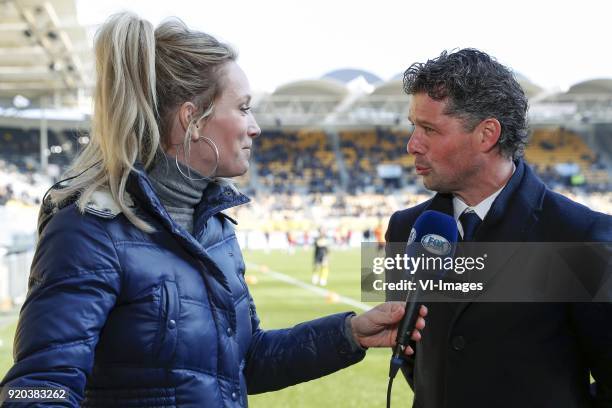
514 73 543 99
321 68 383 85
272 79 349 97
371 78 404 96
567 79 612 95
0 0 92 108
334 77 409 125
540 78 612 106
253 79 349 127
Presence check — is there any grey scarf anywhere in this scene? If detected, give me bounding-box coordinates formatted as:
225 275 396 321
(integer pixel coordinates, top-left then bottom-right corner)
147 152 209 235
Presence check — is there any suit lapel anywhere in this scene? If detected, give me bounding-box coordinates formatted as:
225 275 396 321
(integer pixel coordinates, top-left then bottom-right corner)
450 161 547 323
425 192 454 216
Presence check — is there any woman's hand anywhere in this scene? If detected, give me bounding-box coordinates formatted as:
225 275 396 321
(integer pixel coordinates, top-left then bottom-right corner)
350 302 427 355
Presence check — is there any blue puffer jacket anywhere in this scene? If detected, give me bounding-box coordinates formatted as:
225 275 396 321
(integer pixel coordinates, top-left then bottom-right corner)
1 168 365 407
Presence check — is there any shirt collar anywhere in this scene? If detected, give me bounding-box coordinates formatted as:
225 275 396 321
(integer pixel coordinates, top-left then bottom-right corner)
453 162 516 235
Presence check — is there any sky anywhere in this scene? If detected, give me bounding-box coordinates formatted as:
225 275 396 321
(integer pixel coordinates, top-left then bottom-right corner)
75 0 612 94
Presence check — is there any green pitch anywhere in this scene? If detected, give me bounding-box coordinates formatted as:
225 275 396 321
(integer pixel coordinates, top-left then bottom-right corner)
0 248 414 407
245 248 413 407
0 320 16 379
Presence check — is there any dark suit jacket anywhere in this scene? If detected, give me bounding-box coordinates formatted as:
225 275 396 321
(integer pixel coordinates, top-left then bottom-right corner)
385 160 612 408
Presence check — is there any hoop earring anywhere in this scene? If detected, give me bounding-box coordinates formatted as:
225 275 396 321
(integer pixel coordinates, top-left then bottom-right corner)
174 136 220 181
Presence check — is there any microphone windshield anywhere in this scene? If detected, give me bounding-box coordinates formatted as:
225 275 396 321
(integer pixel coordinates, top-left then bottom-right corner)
407 210 458 258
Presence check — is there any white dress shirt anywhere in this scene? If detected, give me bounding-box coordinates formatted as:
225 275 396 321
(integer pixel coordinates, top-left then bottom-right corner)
453 164 516 239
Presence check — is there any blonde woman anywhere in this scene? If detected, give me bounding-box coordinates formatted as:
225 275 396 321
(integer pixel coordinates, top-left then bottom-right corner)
0 13 425 407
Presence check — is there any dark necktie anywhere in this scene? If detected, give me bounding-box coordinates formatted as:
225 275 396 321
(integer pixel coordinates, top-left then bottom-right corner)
460 210 481 242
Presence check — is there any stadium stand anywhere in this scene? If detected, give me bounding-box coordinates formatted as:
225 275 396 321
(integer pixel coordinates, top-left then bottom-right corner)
526 128 596 172
525 127 609 189
255 129 340 194
340 128 415 193
0 126 82 172
2 123 609 199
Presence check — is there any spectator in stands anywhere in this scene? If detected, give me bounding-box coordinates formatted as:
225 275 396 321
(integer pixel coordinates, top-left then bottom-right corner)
386 48 612 407
1 13 426 407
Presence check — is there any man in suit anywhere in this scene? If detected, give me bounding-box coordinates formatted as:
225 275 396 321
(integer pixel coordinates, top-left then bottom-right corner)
385 48 612 407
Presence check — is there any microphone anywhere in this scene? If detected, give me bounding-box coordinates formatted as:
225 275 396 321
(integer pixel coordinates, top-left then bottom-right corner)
388 211 458 385
395 210 458 349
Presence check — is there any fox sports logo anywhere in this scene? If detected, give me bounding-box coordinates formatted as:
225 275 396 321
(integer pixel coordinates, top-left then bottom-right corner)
421 234 452 256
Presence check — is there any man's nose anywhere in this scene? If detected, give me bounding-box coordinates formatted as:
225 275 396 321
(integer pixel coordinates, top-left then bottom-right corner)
407 130 424 155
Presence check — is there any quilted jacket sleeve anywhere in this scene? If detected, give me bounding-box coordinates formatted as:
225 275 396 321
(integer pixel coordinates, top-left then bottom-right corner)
0 207 121 407
243 290 366 394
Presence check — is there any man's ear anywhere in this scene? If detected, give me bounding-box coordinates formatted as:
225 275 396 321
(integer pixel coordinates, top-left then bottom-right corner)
476 118 502 153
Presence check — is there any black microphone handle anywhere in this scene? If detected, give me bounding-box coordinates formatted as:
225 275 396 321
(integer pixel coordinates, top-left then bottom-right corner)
396 279 421 348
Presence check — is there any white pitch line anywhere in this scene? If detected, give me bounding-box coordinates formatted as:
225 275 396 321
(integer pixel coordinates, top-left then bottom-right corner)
246 262 372 311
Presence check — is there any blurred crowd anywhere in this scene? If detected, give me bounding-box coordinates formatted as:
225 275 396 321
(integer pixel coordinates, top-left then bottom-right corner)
1 156 611 237
1 124 611 246
0 159 49 207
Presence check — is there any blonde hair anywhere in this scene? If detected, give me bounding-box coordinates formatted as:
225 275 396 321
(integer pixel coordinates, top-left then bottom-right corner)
49 13 236 231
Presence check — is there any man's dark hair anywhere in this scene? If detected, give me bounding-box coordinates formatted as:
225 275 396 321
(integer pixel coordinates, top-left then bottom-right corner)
403 48 528 160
